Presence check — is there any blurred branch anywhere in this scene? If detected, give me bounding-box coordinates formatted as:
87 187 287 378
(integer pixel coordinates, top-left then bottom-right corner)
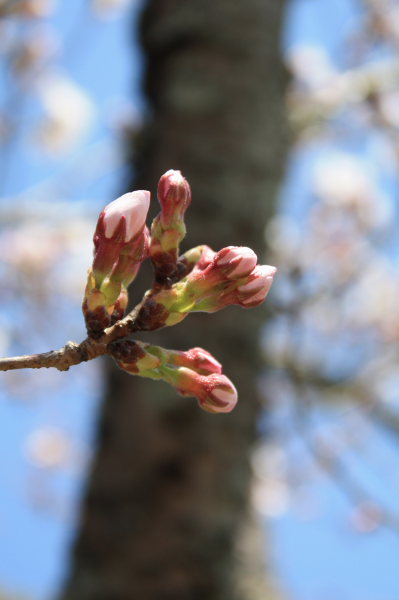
294 388 399 535
289 364 399 445
369 402 399 440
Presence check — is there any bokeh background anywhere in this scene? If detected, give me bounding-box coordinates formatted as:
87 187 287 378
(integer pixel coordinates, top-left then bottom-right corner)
1 1 399 599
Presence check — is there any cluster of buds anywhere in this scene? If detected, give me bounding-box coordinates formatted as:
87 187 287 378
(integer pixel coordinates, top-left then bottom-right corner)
110 340 237 414
82 170 276 413
136 245 276 330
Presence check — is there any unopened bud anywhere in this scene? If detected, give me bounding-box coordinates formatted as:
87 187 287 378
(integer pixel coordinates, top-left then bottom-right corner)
191 245 216 272
237 265 276 307
136 250 276 329
111 339 236 414
177 245 215 279
163 346 222 375
109 226 149 286
83 190 150 336
170 368 238 414
215 246 257 278
157 169 191 227
149 170 191 284
92 190 150 285
188 260 277 313
102 190 150 242
185 246 259 293
198 374 238 414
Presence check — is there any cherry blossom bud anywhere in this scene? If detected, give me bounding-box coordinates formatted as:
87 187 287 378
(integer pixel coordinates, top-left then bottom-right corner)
102 190 150 242
191 245 216 272
215 246 257 278
158 169 191 227
150 170 191 283
171 368 238 414
109 226 149 286
136 249 276 330
164 346 222 375
183 246 258 293
191 262 277 313
111 339 235 414
237 265 277 307
112 340 222 378
198 374 238 414
177 245 215 279
83 190 150 336
92 190 150 285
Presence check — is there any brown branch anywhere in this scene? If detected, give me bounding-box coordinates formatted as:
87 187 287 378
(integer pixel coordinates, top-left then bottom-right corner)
0 302 143 373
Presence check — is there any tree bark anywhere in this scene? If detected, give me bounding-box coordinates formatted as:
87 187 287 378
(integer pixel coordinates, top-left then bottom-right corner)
61 1 288 599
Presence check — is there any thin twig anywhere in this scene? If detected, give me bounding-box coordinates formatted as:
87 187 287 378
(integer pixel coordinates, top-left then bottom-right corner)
0 301 143 372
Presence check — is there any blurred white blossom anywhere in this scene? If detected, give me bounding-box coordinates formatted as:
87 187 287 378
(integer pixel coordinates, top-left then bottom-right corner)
35 73 94 153
312 154 393 229
91 0 136 19
251 442 290 518
25 427 72 469
287 45 337 89
10 26 58 78
17 0 56 18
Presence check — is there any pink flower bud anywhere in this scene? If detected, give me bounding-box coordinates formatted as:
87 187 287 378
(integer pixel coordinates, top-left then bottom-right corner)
197 374 238 414
171 347 222 375
171 368 238 414
149 170 191 283
91 192 150 287
194 245 216 271
158 169 191 224
109 226 149 286
237 265 277 307
215 246 258 278
102 190 150 242
185 347 222 375
183 246 257 295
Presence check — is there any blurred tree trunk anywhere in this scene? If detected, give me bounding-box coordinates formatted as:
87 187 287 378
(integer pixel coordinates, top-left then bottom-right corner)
61 1 288 599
